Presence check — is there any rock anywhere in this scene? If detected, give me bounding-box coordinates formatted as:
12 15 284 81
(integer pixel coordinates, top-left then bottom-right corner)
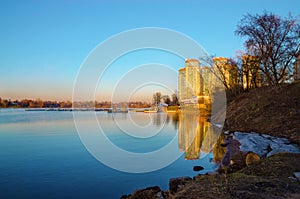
155 191 165 199
246 151 260 166
220 136 242 170
222 136 241 156
169 176 192 195
230 152 247 169
193 166 204 171
120 194 128 199
218 135 248 174
122 186 166 199
143 186 161 192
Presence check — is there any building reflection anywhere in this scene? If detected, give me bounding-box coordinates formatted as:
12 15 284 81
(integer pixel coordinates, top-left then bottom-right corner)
176 110 224 161
166 113 179 130
174 58 227 162
149 113 168 127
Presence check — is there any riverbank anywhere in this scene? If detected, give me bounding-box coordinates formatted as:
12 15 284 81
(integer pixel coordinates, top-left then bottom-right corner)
122 82 300 198
170 153 300 198
225 82 300 146
122 153 300 199
122 134 300 199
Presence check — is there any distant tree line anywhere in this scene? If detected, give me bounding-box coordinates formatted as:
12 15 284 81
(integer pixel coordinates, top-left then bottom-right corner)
0 98 72 108
0 98 152 108
128 101 152 108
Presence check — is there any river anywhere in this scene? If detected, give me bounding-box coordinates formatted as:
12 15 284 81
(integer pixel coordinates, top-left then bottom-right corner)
0 109 222 198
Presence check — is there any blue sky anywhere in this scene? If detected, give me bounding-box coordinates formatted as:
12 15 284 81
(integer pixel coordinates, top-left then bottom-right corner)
0 0 299 101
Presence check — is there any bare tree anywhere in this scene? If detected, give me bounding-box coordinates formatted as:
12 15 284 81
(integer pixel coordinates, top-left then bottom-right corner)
235 11 300 85
171 93 179 106
162 95 171 105
153 92 161 106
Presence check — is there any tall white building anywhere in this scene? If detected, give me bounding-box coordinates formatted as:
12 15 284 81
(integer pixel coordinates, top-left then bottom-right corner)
185 59 201 98
178 68 186 102
178 59 201 103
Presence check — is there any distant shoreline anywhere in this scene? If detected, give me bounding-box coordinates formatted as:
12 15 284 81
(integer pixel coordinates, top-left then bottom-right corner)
24 108 109 112
0 107 153 112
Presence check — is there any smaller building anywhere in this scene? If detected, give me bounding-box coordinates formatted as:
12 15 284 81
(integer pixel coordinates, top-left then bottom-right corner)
294 53 300 82
200 66 213 96
213 57 239 89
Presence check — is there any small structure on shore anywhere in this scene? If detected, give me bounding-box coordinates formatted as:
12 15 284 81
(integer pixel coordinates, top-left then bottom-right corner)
144 102 168 113
107 105 128 113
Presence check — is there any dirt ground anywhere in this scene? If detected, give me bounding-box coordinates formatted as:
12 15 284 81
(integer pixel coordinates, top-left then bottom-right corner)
123 83 300 199
172 153 300 199
224 82 300 146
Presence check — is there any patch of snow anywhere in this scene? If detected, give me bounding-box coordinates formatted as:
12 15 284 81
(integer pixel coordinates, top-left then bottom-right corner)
294 172 300 181
211 123 223 128
232 132 300 157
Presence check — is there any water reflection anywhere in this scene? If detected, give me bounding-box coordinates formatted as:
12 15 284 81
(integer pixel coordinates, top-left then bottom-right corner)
106 109 225 162
168 110 224 161
152 113 164 126
166 113 179 130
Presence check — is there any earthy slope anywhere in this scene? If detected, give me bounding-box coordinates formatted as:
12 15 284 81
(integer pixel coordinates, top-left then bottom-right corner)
172 153 300 199
224 82 300 145
123 154 300 199
122 83 300 199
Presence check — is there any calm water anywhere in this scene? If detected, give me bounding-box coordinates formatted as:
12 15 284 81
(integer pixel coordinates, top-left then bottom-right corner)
0 109 220 199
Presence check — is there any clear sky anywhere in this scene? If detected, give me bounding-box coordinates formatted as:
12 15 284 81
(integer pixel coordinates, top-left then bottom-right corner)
0 0 299 101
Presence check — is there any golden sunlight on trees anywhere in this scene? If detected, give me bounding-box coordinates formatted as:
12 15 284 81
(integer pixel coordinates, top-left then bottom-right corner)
235 11 300 85
213 57 240 91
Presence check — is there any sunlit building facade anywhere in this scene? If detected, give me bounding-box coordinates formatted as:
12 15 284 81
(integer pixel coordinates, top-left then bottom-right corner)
294 54 300 82
178 68 186 102
178 59 201 103
177 59 224 161
213 57 239 89
200 66 213 96
185 59 201 99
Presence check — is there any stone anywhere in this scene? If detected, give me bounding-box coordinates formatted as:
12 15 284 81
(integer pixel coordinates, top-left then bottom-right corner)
218 135 249 174
226 151 247 173
169 177 192 195
123 186 165 199
246 151 260 166
143 186 161 192
120 194 128 199
193 166 204 171
220 136 242 167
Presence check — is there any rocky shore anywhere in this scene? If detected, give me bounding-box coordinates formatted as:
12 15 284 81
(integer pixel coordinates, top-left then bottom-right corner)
121 132 300 199
121 83 300 199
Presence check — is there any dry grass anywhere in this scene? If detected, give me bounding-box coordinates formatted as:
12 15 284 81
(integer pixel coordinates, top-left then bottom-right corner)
172 153 300 199
224 82 300 146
